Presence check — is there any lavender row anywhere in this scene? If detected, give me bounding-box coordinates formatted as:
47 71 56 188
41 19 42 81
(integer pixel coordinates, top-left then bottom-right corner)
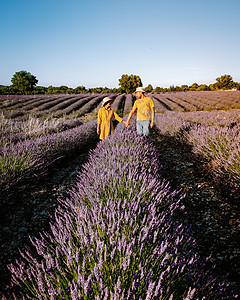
165 109 240 127
152 94 185 112
0 119 98 193
0 115 84 147
25 95 84 113
154 113 240 197
1 91 239 121
0 95 53 109
3 122 237 299
123 94 134 113
52 95 106 117
110 94 125 112
185 124 240 194
94 94 118 113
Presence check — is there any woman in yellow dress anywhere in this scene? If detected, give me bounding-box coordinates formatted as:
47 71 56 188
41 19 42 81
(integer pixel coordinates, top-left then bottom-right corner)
97 97 127 140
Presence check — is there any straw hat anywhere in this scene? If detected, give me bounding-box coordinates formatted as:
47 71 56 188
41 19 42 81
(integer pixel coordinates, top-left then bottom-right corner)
102 97 114 107
134 87 145 93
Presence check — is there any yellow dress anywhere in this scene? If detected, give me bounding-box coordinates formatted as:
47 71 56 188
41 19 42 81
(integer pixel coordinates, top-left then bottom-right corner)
97 107 123 140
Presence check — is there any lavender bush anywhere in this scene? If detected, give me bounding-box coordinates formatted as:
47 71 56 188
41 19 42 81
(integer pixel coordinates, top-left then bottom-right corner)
123 94 133 113
0 114 83 147
154 113 191 138
165 110 240 127
111 94 125 112
154 113 240 198
0 119 98 193
185 124 240 194
3 121 237 299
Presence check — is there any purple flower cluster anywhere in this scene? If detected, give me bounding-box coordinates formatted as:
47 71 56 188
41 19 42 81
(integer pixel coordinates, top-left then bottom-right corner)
154 113 191 138
3 121 237 299
185 124 240 193
0 115 84 147
154 113 240 198
0 119 98 193
165 109 240 127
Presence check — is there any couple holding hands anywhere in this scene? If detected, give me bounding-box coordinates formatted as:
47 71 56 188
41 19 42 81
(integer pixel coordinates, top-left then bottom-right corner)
97 87 155 140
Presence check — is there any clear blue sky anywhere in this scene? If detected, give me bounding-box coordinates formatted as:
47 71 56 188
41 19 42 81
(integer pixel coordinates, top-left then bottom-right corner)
1 0 240 88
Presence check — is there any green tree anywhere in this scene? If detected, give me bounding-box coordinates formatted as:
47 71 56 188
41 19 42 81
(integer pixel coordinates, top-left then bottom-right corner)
144 84 153 92
169 85 176 92
74 86 87 94
152 87 163 93
59 86 69 93
189 83 199 91
197 84 210 91
33 86 47 94
11 71 38 94
118 74 142 94
215 74 234 90
180 85 189 91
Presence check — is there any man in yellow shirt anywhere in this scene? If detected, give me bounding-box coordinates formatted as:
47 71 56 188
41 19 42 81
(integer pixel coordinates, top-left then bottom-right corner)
97 97 127 140
126 87 155 137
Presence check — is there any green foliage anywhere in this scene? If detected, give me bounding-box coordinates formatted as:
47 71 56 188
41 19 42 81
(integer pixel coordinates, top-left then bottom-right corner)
74 86 87 94
11 71 38 94
189 83 199 91
1 71 239 95
215 74 234 90
144 84 153 92
197 84 210 91
118 74 142 94
180 85 190 92
33 86 48 94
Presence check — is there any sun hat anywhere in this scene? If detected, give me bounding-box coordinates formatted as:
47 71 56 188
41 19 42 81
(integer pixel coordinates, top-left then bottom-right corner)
102 97 114 107
134 87 145 93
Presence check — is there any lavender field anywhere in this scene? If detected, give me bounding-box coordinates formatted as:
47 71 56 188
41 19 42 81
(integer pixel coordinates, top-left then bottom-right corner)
1 91 240 298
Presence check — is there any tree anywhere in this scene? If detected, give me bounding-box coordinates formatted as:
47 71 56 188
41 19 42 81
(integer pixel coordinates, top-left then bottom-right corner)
33 86 47 94
169 85 176 92
180 85 189 91
152 87 163 93
74 86 87 94
11 71 38 94
197 84 210 91
144 84 153 92
118 74 142 94
190 83 199 91
215 74 234 90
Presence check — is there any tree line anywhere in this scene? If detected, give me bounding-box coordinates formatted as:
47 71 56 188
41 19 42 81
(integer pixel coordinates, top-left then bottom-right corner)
0 71 239 95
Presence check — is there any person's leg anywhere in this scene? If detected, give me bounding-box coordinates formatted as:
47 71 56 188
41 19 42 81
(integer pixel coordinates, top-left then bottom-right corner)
136 121 144 136
142 121 150 138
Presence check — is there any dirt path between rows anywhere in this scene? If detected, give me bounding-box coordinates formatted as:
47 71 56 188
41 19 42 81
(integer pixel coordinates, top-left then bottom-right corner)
151 127 240 294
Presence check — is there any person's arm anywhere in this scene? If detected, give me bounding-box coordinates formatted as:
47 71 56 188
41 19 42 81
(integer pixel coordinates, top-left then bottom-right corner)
126 106 137 127
113 111 122 123
97 123 100 135
150 106 155 128
97 110 101 135
113 111 127 126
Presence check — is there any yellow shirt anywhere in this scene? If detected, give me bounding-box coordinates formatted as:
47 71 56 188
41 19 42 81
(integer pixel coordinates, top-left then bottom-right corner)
132 97 154 121
97 107 123 140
